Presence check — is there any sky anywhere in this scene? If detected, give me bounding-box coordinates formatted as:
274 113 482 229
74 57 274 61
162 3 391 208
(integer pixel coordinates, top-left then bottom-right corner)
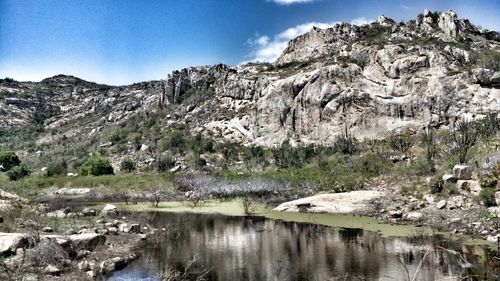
0 0 499 85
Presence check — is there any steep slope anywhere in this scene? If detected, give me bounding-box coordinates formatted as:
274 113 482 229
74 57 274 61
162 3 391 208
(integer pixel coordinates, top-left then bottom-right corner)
0 10 499 156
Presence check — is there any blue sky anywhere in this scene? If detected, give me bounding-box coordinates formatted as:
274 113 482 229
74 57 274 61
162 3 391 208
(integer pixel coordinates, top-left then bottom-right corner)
0 0 498 85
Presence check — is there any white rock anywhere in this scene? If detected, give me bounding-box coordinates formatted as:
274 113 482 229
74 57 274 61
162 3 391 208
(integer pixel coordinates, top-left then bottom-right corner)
406 212 423 221
100 204 119 217
453 165 472 180
436 200 447 209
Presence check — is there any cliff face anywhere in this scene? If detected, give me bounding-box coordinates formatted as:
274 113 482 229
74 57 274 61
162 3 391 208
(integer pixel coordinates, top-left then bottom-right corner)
1 10 499 150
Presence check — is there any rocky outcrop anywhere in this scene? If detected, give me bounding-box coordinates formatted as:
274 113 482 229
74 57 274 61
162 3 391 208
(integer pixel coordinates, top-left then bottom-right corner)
0 10 498 150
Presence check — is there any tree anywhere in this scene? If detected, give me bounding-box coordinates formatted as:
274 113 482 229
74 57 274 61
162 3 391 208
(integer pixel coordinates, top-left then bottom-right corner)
120 158 136 173
452 118 478 164
78 155 114 176
6 163 31 181
0 151 21 171
388 133 415 154
272 141 304 169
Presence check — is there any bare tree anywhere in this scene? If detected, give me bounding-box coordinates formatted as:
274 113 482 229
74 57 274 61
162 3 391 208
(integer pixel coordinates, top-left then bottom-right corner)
147 186 164 207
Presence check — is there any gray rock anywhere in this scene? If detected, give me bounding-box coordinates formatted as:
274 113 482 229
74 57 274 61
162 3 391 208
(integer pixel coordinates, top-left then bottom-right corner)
100 204 119 217
457 180 482 196
496 191 500 206
406 212 423 222
69 233 106 251
453 165 472 180
442 174 458 183
436 200 447 209
387 210 402 218
0 233 27 255
81 208 96 217
44 264 60 275
119 223 141 234
42 227 54 233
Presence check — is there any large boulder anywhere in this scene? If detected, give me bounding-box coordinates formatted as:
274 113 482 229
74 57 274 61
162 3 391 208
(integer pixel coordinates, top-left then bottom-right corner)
69 234 106 251
405 212 423 222
453 165 472 180
100 204 119 217
457 180 482 196
0 233 27 256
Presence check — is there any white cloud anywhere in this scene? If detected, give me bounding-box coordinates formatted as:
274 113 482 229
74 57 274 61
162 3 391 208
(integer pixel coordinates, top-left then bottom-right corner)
350 17 373 26
270 0 315 5
244 17 373 63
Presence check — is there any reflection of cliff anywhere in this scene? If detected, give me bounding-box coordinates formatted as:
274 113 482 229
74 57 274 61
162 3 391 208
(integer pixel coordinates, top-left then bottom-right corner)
141 213 486 281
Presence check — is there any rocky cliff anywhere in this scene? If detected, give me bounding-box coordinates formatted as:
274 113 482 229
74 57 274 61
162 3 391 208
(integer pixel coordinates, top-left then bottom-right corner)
1 10 499 152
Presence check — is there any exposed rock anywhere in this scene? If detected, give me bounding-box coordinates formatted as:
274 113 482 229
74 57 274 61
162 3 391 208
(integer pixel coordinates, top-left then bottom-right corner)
436 200 447 209
69 233 106 251
0 233 27 256
274 191 384 213
453 165 472 180
44 264 61 275
387 210 402 218
100 204 119 217
81 208 96 217
457 180 482 196
42 227 54 233
119 223 141 234
442 174 458 183
100 257 127 275
405 212 423 222
423 195 435 204
496 191 500 206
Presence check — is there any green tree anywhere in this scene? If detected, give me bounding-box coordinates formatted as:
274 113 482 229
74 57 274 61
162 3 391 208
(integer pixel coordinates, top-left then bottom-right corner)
120 158 136 173
6 163 31 181
452 118 478 164
0 151 21 171
78 155 114 176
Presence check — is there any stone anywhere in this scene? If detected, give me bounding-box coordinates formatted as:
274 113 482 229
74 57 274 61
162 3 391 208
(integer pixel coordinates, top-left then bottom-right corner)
496 191 500 206
453 165 472 180
406 212 423 222
69 233 106 251
42 227 54 233
100 204 119 217
436 200 447 209
100 257 126 274
448 196 465 209
46 210 67 218
442 174 458 183
488 207 500 218
78 261 90 271
449 218 461 223
119 223 141 234
108 227 119 235
0 233 27 255
81 208 96 217
423 195 434 204
457 180 482 196
387 210 402 218
44 264 61 275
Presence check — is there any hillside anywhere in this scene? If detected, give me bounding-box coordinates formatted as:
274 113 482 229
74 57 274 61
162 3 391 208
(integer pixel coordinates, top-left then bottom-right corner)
0 10 499 170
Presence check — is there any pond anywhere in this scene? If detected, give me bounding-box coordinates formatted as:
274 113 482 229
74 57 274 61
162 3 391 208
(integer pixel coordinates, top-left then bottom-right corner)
108 210 496 281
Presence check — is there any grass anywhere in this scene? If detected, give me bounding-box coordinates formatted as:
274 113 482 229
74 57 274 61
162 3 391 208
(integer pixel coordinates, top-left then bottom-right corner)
0 173 173 192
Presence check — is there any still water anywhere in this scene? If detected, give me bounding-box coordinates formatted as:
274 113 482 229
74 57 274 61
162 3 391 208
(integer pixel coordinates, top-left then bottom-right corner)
109 212 493 281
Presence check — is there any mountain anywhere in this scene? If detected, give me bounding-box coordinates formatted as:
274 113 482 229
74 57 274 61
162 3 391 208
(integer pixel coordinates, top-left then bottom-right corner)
0 10 499 168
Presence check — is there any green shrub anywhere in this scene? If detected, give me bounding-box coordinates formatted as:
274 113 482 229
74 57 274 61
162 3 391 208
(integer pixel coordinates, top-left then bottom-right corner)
272 141 305 169
477 187 496 207
120 158 136 173
410 157 436 176
78 155 114 176
388 133 415 154
429 177 444 194
46 158 67 177
0 151 21 171
157 154 176 172
6 163 31 181
333 129 359 155
352 153 390 177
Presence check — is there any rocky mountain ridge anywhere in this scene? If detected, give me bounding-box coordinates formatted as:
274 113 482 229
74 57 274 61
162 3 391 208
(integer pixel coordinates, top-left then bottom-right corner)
0 10 499 153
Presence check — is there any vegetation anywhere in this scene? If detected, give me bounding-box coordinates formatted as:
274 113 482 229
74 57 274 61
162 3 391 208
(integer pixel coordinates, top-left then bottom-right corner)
120 158 136 173
6 163 31 181
78 155 114 176
477 187 496 207
452 118 478 164
0 151 21 171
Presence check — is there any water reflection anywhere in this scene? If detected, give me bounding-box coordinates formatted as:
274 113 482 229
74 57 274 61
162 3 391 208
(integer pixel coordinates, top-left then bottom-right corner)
109 212 492 281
